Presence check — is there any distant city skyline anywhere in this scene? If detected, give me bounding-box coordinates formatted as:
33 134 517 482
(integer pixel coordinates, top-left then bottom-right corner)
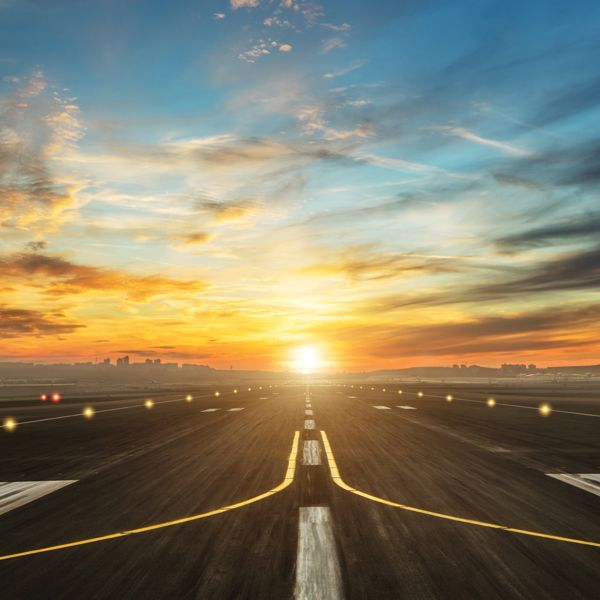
1 1 600 370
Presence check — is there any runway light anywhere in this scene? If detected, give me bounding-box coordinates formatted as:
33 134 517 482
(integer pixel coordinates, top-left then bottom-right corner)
40 393 48 402
418 391 424 398
446 394 453 402
51 392 61 403
82 406 94 419
487 397 496 408
397 390 403 394
233 389 238 394
185 394 193 402
248 387 252 391
382 388 386 392
144 399 154 409
539 403 552 417
3 417 17 432
214 391 220 397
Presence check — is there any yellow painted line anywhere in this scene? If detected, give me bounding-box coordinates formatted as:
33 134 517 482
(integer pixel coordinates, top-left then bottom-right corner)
0 431 300 561
320 431 600 549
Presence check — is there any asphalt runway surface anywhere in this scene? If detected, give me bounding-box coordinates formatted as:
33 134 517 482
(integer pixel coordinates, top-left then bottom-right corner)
0 382 599 599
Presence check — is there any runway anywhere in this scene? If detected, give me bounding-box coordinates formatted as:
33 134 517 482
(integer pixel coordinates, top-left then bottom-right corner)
0 383 599 599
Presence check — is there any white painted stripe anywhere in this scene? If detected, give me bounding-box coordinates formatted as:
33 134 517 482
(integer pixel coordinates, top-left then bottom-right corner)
227 408 245 412
304 419 315 430
347 396 357 399
295 507 343 600
373 405 390 410
302 440 322 465
305 409 313 416
397 405 417 410
306 404 312 409
259 397 269 400
201 408 220 412
0 481 77 516
546 473 600 498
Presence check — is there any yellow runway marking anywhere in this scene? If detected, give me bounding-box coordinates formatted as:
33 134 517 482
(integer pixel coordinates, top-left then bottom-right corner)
0 431 300 561
320 431 600 549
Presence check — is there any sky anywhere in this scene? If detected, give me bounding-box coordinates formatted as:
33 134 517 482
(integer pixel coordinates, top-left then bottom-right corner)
1 0 600 371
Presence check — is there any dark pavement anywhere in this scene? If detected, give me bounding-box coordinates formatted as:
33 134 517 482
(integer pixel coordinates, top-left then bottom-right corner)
0 383 598 599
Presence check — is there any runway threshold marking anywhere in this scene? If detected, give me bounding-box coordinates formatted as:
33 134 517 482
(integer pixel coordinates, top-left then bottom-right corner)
0 481 77 517
294 507 343 600
320 431 600 549
546 474 600 498
0 432 300 562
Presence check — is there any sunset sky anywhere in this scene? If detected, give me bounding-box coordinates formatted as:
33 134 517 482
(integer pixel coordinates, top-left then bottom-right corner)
1 0 599 370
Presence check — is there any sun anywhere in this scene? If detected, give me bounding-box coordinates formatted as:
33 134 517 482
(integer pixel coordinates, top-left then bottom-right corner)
291 345 323 374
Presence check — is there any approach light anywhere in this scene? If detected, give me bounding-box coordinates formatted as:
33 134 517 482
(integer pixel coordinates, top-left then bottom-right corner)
3 417 17 432
248 387 252 391
51 392 62 403
40 393 48 402
233 389 238 394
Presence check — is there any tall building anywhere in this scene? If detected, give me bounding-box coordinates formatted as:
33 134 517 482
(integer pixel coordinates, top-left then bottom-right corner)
116 355 130 366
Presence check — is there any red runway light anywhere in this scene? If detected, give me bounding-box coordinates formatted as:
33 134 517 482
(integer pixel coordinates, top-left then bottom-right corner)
40 394 48 401
51 392 62 403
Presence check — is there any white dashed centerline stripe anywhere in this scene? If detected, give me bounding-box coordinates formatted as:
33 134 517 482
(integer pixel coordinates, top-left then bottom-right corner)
304 420 315 430
201 408 220 413
0 481 77 517
397 406 417 410
295 507 343 600
227 408 245 412
302 440 322 465
373 405 391 410
305 409 313 416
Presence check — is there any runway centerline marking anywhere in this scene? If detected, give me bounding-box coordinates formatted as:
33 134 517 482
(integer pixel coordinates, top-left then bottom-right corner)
304 419 315 430
227 408 245 412
0 432 300 561
373 405 391 410
294 507 343 600
546 474 600 498
302 440 322 466
397 406 416 410
305 409 313 416
320 430 600 549
201 408 220 412
0 481 77 517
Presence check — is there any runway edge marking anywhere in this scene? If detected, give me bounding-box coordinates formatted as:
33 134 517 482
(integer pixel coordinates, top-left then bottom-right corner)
0 431 300 561
319 430 600 549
